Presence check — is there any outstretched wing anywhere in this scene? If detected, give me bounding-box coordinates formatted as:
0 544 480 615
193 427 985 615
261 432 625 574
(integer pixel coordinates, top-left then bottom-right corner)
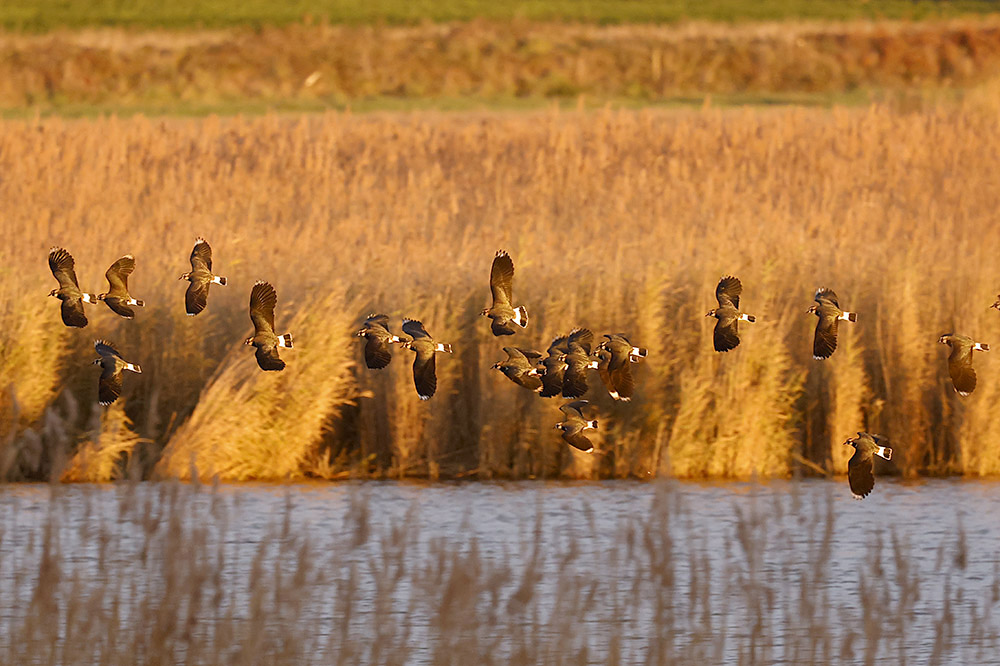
713 318 741 352
186 280 210 315
364 336 392 369
412 349 437 400
813 315 840 359
547 335 570 356
568 328 594 355
948 344 977 396
814 287 840 308
94 339 121 359
60 298 88 327
255 345 286 371
249 281 278 335
491 318 516 336
561 426 594 453
716 275 742 309
402 319 430 340
489 250 515 307
105 255 135 294
847 449 875 499
609 362 635 401
190 238 213 272
48 247 81 290
559 400 589 419
365 313 391 329
561 358 590 399
98 366 124 406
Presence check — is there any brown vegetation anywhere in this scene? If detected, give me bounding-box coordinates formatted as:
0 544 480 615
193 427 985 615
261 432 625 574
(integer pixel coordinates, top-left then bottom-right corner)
0 481 995 662
2 18 1000 110
3 100 1000 481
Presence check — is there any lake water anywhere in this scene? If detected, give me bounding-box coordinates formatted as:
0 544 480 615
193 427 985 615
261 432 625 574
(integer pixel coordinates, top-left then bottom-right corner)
1 479 998 664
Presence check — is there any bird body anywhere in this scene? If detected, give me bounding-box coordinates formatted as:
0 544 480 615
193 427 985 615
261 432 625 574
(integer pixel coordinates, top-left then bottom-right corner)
536 335 571 398
400 319 452 400
706 275 755 352
939 333 989 396
179 238 227 316
596 334 647 402
808 287 857 359
98 254 144 319
92 339 141 405
493 347 544 392
845 432 892 499
48 247 97 328
482 250 528 336
561 328 598 398
556 400 598 453
357 314 404 370
245 281 293 371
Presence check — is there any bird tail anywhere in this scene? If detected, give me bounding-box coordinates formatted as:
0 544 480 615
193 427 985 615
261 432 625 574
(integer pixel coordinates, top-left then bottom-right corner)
81 293 98 304
630 346 649 357
436 343 453 353
128 298 144 307
974 343 990 352
587 360 599 369
514 306 528 327
588 420 598 430
876 446 892 461
126 363 142 374
839 311 858 322
740 314 757 323
278 333 293 348
213 275 227 286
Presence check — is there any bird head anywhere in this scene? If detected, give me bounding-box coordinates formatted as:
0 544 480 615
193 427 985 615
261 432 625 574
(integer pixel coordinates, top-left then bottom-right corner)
938 334 951 345
993 297 1000 311
48 289 58 297
554 423 565 431
178 272 191 281
705 309 716 318
92 358 103 366
243 336 254 346
491 362 503 371
480 308 490 317
843 435 858 449
95 293 106 301
806 305 818 315
355 329 367 337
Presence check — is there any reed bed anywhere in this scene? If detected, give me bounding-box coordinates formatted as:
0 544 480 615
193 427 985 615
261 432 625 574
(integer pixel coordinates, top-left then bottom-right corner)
3 18 1000 111
2 102 1000 481
0 481 995 663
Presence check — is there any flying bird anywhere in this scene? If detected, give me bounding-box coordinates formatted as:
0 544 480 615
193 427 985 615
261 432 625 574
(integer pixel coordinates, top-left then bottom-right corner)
706 276 755 352
356 314 404 370
561 328 598 399
535 335 571 398
97 255 144 319
938 333 990 396
179 238 227 316
844 432 892 500
555 400 599 453
481 250 528 336
48 247 96 328
596 334 648 402
245 281 293 371
92 339 142 406
807 287 857 360
400 319 452 400
992 296 1000 312
492 347 544 392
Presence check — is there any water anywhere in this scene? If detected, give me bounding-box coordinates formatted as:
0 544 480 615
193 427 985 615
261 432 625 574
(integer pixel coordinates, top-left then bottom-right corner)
1 479 998 664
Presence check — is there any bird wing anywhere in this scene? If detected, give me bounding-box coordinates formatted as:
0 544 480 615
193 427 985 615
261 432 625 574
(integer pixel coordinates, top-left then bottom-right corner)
814 287 840 308
609 362 635 400
547 335 570 356
60 298 88 328
98 365 124 406
255 344 286 371
559 400 589 418
847 448 875 499
249 281 278 335
561 425 594 453
489 250 515 306
561 357 590 398
948 343 977 395
539 356 566 398
104 255 135 295
568 328 594 355
190 238 213 272
516 347 543 360
365 313 391 329
402 319 431 340
813 315 840 359
185 279 210 315
48 247 81 290
491 318 516 336
713 318 741 352
94 339 121 359
716 275 742 309
412 349 437 399
363 335 392 369
103 298 135 319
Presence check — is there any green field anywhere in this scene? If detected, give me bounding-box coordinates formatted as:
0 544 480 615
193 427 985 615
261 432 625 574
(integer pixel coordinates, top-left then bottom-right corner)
3 0 999 30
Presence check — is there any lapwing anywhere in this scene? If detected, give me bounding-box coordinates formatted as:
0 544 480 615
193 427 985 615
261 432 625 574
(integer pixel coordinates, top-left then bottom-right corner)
245 281 293 371
492 347 544 392
596 334 648 402
844 432 892 499
48 247 96 328
938 333 990 396
591 347 619 400
400 319 452 400
555 400 598 453
808 288 857 360
535 335 571 398
706 276 755 352
98 255 144 319
357 314 404 370
992 296 1000 311
561 328 598 399
93 339 141 406
179 237 227 316
481 250 528 336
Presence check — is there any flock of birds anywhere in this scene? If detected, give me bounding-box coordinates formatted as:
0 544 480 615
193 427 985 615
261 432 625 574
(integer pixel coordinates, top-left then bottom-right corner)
47 243 996 499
